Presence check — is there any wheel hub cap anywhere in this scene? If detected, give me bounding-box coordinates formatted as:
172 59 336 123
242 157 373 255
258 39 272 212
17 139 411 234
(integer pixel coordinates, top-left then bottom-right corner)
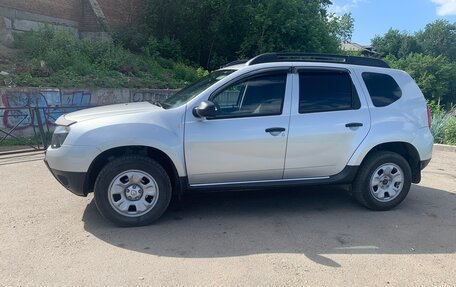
108 170 159 218
370 163 404 202
125 184 143 201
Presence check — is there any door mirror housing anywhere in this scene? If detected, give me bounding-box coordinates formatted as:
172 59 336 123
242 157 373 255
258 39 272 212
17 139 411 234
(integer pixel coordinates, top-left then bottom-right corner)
193 101 216 118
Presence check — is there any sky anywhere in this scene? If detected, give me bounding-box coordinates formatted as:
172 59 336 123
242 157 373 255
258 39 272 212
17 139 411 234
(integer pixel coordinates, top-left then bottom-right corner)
329 0 456 45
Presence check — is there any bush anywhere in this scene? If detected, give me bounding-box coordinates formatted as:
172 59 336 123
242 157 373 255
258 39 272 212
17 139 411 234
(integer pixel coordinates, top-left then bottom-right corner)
8 26 203 89
431 112 452 144
444 116 456 145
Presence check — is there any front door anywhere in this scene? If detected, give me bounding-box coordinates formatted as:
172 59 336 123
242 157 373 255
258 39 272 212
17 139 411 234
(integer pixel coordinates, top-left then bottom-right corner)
185 70 292 185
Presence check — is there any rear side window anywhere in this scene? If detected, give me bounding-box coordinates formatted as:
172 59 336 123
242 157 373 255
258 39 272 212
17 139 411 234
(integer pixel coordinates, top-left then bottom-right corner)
299 70 360 114
362 72 402 107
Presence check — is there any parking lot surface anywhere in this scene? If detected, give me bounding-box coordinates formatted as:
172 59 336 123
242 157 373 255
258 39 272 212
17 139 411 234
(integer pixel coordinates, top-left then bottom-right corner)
0 149 455 286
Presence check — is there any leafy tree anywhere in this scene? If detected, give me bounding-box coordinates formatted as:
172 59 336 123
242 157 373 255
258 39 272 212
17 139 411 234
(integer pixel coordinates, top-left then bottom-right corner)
416 20 456 61
329 13 354 43
386 53 456 104
239 0 346 57
371 29 421 58
372 20 456 108
140 0 353 69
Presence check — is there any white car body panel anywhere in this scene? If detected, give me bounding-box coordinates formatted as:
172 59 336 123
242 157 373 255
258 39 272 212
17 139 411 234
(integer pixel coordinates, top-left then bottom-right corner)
283 69 371 178
49 102 187 176
45 60 433 191
184 73 293 185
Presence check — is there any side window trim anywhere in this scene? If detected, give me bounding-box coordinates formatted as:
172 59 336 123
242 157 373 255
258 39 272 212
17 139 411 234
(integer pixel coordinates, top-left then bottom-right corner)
207 69 290 120
209 67 292 101
297 68 361 114
362 72 402 107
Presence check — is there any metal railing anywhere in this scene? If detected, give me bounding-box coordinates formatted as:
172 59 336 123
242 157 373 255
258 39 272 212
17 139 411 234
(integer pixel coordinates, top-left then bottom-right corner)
0 106 95 155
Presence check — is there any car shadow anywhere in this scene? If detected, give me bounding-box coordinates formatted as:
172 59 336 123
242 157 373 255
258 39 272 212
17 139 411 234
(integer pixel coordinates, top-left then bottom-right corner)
82 184 456 267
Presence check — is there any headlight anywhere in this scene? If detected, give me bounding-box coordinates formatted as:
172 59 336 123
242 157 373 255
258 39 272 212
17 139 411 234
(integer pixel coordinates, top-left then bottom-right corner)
51 126 70 148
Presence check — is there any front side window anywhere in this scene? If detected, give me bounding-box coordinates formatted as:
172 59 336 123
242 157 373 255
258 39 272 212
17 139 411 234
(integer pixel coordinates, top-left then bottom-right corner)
210 72 287 118
299 70 360 114
161 70 235 109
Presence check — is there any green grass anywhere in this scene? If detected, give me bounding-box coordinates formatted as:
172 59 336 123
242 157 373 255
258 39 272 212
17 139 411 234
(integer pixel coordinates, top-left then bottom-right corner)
0 27 205 89
0 132 53 148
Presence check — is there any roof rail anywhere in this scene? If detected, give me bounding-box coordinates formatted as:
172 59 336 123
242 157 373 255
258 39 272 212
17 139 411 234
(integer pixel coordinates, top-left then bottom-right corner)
247 53 390 68
222 60 248 68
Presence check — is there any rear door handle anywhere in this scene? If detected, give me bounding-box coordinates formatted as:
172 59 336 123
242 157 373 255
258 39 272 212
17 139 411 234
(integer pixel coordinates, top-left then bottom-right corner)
345 123 363 128
265 127 286 133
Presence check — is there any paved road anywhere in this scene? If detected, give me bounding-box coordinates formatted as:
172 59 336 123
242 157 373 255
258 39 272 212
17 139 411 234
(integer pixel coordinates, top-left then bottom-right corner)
0 150 455 286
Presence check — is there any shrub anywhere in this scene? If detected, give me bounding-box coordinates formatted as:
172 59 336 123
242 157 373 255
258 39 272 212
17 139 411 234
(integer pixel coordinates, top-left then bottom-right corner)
431 112 452 143
444 116 456 145
9 27 203 89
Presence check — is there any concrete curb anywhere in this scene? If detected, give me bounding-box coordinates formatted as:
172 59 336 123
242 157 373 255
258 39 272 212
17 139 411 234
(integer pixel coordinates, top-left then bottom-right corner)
434 144 456 152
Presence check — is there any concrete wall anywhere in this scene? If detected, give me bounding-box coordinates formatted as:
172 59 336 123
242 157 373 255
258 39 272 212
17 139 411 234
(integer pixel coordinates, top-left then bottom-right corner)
0 0 145 46
0 5 79 46
0 87 176 137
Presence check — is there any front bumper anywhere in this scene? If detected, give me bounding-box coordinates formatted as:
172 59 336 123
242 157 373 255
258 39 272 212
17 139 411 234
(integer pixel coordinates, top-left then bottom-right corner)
44 159 87 196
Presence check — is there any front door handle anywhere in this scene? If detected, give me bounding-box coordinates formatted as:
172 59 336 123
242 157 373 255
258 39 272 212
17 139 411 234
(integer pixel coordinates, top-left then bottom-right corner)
265 127 286 133
345 123 363 128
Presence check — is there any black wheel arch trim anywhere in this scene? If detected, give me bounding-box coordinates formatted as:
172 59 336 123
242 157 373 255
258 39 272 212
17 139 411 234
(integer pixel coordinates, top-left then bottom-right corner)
362 142 423 184
84 145 183 197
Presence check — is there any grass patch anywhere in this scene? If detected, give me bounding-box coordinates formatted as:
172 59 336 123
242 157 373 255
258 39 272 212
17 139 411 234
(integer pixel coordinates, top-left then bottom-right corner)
0 132 52 148
1 27 205 89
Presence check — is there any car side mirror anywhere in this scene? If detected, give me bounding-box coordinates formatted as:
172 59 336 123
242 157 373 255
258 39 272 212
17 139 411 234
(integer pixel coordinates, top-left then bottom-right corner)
193 100 216 118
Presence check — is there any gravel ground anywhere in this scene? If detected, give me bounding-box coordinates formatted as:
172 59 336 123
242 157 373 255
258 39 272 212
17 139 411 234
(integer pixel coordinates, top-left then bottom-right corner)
0 149 455 287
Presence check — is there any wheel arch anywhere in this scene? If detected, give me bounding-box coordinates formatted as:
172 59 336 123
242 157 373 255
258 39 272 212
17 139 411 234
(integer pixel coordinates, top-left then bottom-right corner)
360 142 421 183
84 145 183 196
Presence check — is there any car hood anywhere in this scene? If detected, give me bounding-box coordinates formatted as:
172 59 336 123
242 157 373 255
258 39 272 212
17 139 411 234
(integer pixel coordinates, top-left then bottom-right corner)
56 102 161 125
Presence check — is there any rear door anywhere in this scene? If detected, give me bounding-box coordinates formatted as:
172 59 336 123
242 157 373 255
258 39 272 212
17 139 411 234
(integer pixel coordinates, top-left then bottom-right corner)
284 68 370 178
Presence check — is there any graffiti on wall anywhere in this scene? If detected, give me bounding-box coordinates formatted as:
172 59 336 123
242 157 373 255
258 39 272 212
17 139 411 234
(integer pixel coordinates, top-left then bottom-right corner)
1 90 91 130
0 88 175 136
130 90 175 103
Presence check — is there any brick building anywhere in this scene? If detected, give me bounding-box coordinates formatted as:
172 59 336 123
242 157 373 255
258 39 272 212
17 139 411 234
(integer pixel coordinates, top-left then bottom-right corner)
0 0 144 46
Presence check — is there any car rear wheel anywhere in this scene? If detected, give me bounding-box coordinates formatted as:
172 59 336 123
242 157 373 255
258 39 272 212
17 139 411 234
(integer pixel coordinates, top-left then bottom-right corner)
94 155 172 227
353 151 412 210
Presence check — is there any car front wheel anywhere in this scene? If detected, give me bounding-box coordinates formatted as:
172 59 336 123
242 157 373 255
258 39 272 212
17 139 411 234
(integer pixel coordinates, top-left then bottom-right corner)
94 155 172 227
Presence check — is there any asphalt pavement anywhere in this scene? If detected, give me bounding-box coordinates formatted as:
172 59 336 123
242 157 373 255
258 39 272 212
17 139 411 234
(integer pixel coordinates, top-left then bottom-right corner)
0 149 455 286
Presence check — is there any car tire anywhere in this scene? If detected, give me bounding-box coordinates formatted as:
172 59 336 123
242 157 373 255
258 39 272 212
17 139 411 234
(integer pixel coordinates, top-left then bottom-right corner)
94 155 172 227
352 151 412 211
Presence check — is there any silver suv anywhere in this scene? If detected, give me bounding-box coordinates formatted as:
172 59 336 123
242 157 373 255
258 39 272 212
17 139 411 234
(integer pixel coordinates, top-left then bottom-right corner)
44 53 434 226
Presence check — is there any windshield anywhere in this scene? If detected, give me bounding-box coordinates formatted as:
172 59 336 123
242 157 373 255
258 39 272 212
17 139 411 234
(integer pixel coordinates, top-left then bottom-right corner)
161 70 235 109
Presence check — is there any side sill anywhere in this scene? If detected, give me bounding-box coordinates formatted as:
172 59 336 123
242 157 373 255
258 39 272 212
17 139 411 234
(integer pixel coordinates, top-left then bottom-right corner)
184 166 359 192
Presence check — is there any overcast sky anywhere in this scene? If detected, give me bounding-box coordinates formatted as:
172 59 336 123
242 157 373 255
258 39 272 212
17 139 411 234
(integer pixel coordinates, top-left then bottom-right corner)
329 0 456 45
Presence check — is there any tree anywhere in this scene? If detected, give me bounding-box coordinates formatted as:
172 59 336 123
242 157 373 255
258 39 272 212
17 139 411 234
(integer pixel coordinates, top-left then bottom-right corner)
416 20 456 61
371 20 456 107
141 0 353 69
239 0 343 57
329 13 354 43
387 53 456 104
371 29 421 58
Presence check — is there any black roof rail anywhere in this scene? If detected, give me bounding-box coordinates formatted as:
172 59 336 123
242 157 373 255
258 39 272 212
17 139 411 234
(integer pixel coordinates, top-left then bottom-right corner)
222 60 248 68
247 53 390 68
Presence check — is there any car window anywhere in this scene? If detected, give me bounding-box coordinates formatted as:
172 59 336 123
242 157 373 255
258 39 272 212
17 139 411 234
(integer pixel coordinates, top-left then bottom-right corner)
362 72 402 107
161 70 235 109
210 72 287 119
299 70 360 114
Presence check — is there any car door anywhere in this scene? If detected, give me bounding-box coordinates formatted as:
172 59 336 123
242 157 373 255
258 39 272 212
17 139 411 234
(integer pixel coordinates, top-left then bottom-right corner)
284 68 370 178
185 69 292 186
